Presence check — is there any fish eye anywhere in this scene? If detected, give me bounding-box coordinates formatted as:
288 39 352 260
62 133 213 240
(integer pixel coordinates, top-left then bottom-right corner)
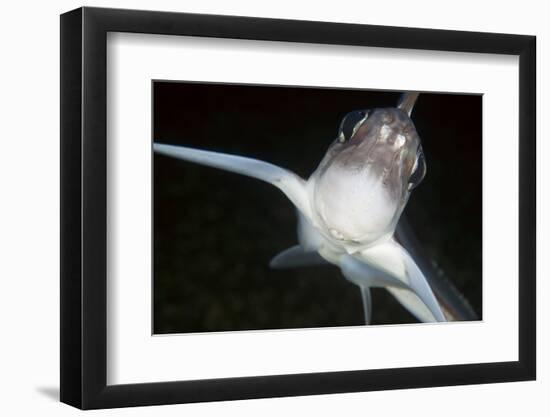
408 146 426 190
338 110 369 142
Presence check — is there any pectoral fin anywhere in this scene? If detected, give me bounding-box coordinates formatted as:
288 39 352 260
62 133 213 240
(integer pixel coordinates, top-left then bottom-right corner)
357 239 446 323
269 245 328 269
154 143 311 219
386 287 438 323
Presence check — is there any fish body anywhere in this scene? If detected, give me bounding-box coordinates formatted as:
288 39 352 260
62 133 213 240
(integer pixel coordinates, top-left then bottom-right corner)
154 92 446 324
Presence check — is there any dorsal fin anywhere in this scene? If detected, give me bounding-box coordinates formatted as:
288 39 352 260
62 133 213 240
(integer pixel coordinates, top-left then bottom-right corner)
398 92 420 117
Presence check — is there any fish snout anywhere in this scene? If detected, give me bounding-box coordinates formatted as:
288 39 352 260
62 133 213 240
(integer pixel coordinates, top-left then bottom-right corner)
378 109 418 145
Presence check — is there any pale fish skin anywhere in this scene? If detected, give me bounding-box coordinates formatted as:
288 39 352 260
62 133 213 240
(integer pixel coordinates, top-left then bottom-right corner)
154 92 446 324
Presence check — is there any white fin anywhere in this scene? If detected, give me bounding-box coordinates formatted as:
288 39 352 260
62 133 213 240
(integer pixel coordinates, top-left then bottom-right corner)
360 286 372 325
357 239 446 322
269 245 328 269
339 254 410 290
154 143 311 219
386 287 437 323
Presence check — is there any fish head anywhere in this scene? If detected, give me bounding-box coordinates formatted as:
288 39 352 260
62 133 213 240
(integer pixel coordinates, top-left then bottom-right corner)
309 106 426 252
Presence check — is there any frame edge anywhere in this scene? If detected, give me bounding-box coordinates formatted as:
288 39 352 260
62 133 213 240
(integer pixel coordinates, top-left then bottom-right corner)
60 7 84 409
518 35 536 380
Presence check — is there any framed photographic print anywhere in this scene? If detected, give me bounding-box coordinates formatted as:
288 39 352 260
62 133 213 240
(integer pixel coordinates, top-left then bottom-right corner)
60 6 536 409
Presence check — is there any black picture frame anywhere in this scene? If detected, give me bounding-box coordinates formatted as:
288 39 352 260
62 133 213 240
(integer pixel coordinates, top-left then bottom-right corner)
60 6 536 410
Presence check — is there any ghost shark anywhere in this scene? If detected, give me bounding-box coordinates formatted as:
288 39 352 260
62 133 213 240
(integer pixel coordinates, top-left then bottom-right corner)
154 92 448 324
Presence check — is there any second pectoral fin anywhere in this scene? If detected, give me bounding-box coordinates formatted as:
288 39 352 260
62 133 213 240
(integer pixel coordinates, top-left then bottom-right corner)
356 239 446 322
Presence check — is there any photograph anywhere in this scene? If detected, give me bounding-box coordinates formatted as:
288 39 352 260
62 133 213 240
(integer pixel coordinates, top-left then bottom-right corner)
56 5 536 411
153 81 482 334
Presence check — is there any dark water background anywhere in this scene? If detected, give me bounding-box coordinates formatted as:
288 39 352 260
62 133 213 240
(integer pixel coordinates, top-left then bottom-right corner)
153 82 482 333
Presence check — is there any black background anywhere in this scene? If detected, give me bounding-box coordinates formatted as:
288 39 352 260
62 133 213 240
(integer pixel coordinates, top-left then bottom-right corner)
153 81 482 334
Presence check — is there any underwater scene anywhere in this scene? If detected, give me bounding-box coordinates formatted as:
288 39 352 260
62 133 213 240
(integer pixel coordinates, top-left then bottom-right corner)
153 81 482 333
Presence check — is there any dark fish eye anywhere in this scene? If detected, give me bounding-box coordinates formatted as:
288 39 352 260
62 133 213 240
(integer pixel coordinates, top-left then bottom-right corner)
408 146 427 190
338 110 368 142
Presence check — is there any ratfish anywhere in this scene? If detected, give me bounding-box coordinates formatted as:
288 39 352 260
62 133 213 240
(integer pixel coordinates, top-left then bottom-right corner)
154 92 471 324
